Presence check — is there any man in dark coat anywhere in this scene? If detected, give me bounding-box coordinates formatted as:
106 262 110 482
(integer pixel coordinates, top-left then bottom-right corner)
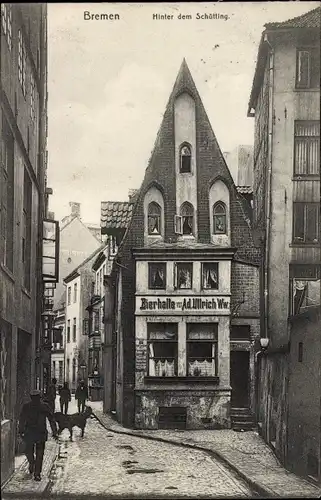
59 382 71 414
45 378 57 413
19 389 58 481
75 380 88 413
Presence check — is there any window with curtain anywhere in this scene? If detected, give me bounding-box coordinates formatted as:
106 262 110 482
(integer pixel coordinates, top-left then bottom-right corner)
175 262 193 289
294 121 320 176
202 263 219 290
180 202 194 236
187 324 218 377
148 202 161 235
147 323 177 377
213 202 227 234
290 265 320 315
293 202 319 244
148 262 166 289
179 143 192 173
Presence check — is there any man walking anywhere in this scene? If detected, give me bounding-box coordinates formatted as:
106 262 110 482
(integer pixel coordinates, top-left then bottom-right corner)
45 378 57 413
19 389 58 481
59 382 71 415
75 380 88 413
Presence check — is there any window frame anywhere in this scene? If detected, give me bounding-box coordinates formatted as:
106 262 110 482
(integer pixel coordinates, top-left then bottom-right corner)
18 29 27 97
147 323 178 378
180 202 194 236
289 264 320 316
186 323 218 377
179 143 192 174
67 320 71 343
292 202 320 245
1 116 14 272
73 283 77 303
148 262 167 290
296 49 311 89
147 201 162 236
72 317 76 342
201 262 219 290
213 202 227 235
67 286 71 305
174 262 193 290
293 121 320 177
22 168 32 291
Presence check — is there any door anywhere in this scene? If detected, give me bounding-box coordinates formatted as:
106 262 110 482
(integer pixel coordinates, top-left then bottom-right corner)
230 350 249 408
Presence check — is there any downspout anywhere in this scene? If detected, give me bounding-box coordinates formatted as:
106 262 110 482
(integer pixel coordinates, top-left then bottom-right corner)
264 32 274 345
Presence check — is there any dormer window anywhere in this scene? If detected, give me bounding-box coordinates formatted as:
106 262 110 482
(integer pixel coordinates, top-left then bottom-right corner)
181 202 194 236
148 202 161 235
213 202 227 234
180 143 191 173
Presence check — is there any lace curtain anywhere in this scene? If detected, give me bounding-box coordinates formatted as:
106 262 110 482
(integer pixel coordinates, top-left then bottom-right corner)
178 268 192 288
148 344 175 377
188 360 214 377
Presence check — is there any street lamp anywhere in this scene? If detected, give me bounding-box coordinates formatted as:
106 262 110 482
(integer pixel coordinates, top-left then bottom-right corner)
260 338 269 350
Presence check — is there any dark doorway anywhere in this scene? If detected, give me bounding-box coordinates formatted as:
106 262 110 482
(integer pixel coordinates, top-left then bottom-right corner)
230 350 249 408
16 329 32 453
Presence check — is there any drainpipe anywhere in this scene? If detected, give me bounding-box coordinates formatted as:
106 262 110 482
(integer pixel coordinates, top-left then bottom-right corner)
263 32 274 345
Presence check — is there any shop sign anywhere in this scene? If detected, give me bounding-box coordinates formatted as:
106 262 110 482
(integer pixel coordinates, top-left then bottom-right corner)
136 295 230 315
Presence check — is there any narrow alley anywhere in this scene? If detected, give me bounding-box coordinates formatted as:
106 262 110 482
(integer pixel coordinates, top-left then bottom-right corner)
49 399 254 498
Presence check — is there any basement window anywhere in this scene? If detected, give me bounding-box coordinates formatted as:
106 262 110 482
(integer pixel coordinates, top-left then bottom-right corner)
158 407 187 429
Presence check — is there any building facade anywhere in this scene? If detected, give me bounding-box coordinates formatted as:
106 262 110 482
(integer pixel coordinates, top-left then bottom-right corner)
104 60 261 430
0 3 59 485
248 6 320 483
63 245 104 392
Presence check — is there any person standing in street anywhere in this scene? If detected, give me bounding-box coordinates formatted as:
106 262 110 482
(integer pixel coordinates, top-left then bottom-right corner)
45 378 57 413
18 389 58 481
75 380 88 413
59 382 71 415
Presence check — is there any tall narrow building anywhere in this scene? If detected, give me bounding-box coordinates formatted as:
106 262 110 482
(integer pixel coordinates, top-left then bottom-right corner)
0 3 58 484
103 60 261 430
248 6 320 483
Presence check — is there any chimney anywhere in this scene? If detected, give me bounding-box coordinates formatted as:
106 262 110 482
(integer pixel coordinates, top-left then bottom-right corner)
128 189 139 204
48 211 55 220
69 202 81 218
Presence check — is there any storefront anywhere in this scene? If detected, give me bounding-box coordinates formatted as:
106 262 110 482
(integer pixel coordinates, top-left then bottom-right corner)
133 252 233 430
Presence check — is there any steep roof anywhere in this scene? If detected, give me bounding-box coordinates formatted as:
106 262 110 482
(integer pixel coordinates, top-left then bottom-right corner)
265 6 320 29
64 243 106 283
101 201 133 230
248 7 320 114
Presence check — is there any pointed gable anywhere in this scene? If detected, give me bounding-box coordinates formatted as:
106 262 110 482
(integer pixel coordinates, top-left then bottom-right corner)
118 60 259 265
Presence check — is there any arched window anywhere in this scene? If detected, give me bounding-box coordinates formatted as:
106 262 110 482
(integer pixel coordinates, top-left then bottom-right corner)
181 202 194 236
180 144 192 173
148 202 161 235
213 202 227 234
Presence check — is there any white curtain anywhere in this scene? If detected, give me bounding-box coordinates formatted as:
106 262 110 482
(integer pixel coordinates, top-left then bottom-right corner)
148 344 155 376
188 360 214 376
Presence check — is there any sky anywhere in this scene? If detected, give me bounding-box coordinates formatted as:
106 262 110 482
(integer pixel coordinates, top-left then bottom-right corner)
47 1 319 224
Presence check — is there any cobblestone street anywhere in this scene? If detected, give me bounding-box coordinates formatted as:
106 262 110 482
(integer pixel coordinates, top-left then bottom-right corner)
50 401 254 498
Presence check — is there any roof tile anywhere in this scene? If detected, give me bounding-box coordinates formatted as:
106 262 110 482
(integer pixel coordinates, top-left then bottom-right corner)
100 201 133 229
265 6 320 29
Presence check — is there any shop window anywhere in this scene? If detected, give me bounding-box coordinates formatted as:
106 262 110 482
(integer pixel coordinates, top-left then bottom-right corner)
147 323 177 377
187 324 218 377
179 143 192 173
148 202 161 235
202 263 219 290
148 262 166 290
293 202 319 244
180 202 194 235
175 262 193 289
294 121 320 176
213 202 227 234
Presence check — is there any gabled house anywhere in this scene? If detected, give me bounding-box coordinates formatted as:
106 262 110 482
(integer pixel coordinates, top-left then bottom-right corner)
104 60 261 430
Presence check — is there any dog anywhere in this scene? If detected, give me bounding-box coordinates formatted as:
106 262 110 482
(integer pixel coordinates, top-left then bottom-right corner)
54 405 93 441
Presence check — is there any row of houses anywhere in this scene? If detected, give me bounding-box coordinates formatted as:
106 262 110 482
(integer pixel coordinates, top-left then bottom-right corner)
0 4 60 485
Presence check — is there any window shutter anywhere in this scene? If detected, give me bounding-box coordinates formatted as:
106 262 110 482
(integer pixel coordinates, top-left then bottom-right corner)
174 215 183 235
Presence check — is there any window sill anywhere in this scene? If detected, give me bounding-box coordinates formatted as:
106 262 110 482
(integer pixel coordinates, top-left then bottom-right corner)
144 376 220 384
0 263 15 283
290 243 320 248
294 88 320 92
